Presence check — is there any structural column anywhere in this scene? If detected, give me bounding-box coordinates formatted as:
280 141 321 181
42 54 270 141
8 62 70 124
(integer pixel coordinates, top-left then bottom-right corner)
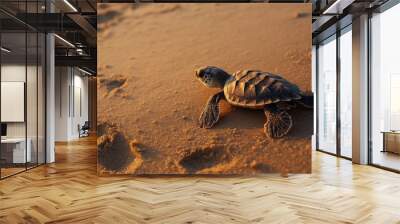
45 1 56 163
352 14 369 164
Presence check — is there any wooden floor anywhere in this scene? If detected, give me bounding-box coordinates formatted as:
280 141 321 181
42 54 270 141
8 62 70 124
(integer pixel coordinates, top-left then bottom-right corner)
372 150 400 171
0 137 400 224
1 167 26 178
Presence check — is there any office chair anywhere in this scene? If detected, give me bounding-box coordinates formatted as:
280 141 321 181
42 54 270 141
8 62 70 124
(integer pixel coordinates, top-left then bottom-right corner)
79 121 90 138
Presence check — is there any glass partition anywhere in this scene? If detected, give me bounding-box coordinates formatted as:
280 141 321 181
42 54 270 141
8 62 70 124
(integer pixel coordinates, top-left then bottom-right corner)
1 31 28 177
317 35 337 154
0 2 46 179
26 0 44 169
27 30 38 169
38 32 45 165
339 26 352 158
370 3 400 171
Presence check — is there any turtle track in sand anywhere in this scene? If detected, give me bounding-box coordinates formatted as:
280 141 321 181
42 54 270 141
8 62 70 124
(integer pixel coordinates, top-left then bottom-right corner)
100 76 127 92
178 145 232 173
99 75 128 98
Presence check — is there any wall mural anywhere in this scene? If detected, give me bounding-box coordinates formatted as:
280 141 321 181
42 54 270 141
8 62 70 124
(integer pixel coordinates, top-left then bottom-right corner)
97 3 312 175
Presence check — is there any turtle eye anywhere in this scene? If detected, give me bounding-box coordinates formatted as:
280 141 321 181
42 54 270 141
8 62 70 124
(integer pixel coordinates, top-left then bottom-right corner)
198 71 204 78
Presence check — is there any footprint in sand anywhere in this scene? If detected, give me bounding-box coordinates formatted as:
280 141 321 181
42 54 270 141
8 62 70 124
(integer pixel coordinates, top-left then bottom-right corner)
100 76 128 98
97 122 142 172
178 145 231 173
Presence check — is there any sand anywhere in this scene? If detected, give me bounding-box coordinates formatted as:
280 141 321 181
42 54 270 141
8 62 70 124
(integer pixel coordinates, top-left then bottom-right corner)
97 3 312 175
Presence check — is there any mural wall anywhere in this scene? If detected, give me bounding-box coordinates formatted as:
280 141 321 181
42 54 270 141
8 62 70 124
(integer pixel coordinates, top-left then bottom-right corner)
97 3 312 175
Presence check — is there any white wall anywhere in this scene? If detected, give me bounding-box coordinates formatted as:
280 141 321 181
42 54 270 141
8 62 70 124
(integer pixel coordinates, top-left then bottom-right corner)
1 82 25 122
55 66 70 141
71 73 89 138
54 67 89 141
1 65 37 138
1 65 26 138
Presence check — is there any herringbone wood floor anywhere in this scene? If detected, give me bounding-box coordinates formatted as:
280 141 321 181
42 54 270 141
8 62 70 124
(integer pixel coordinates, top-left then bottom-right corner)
0 136 400 224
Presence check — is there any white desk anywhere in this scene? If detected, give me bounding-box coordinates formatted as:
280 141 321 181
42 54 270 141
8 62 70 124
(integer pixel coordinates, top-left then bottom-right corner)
1 138 31 163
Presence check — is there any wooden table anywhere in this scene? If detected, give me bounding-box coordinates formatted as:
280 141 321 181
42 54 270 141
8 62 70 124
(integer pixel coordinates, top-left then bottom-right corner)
381 131 400 154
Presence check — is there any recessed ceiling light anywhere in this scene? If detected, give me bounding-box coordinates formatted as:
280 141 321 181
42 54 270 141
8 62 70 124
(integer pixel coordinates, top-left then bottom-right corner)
54 34 75 48
77 67 93 76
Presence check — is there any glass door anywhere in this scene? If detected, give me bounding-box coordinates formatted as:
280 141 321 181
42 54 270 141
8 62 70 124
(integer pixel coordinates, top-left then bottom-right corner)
0 1 47 179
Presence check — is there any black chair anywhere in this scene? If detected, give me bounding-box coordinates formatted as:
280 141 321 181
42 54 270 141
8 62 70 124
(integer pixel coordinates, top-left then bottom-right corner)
79 121 90 138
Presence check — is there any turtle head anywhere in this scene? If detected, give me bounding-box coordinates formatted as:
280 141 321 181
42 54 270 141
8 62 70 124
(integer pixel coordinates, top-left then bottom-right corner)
195 66 230 89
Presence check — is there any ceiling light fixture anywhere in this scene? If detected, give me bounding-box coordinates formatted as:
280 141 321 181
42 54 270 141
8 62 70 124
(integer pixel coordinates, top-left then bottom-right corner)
54 34 75 48
78 67 93 76
63 0 78 12
1 47 11 53
76 48 85 55
323 0 355 15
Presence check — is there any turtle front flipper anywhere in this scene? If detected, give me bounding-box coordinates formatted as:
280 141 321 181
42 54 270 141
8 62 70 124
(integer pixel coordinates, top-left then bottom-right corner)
263 104 293 138
199 91 225 128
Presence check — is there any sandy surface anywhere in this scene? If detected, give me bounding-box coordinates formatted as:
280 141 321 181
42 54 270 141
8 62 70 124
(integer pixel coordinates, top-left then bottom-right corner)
97 3 312 175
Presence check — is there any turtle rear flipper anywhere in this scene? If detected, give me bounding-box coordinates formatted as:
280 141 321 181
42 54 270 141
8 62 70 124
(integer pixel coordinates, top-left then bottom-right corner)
264 105 293 138
199 92 225 128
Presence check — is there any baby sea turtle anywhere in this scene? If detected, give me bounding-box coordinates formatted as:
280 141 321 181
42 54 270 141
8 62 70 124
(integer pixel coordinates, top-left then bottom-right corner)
195 66 313 138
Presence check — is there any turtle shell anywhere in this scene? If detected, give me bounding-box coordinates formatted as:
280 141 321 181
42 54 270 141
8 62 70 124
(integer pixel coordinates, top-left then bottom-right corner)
223 70 302 109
